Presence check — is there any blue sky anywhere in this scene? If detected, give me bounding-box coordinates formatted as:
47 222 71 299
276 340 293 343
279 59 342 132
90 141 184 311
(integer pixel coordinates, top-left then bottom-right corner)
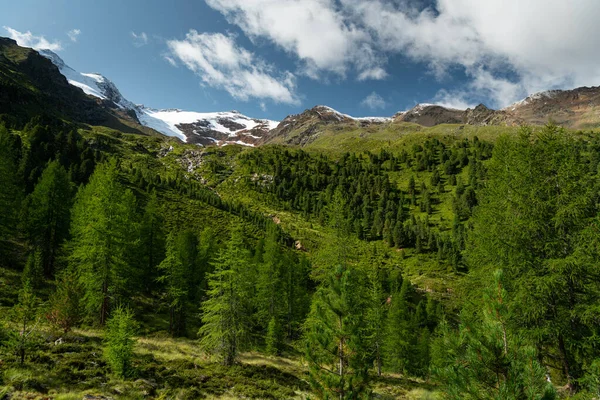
2 0 600 120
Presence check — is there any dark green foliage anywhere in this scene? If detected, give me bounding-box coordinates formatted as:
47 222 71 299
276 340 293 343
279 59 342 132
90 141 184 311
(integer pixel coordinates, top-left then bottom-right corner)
432 271 556 400
383 278 414 374
240 138 491 254
22 249 43 289
199 226 252 366
265 316 282 356
68 160 139 325
23 160 72 277
364 247 386 376
104 305 137 378
158 230 195 337
255 225 288 347
468 126 600 387
0 124 23 248
137 191 165 292
304 265 370 399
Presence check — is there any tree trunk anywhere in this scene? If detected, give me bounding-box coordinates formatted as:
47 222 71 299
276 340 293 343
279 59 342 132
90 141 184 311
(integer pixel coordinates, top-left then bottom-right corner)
558 335 574 392
101 279 109 325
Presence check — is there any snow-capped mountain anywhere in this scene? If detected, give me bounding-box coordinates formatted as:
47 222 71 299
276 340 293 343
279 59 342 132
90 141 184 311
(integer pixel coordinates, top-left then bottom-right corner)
39 50 135 110
137 108 279 145
39 50 278 146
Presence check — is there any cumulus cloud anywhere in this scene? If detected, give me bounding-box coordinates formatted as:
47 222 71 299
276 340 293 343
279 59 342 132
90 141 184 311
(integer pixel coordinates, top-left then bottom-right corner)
205 0 386 80
167 30 299 105
67 29 81 42
361 92 386 110
131 31 148 47
4 26 62 51
206 0 600 107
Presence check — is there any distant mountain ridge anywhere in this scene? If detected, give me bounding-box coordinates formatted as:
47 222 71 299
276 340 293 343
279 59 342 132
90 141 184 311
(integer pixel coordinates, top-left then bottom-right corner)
3 37 600 148
37 49 278 146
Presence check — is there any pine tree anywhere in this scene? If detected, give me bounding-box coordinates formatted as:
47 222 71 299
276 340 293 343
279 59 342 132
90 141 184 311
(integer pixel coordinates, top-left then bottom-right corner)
68 160 139 325
383 278 414 374
304 265 370 399
22 249 43 289
138 191 165 292
256 225 284 344
198 226 251 366
432 270 556 400
24 160 72 277
364 246 386 376
468 126 600 387
104 306 137 378
158 232 189 336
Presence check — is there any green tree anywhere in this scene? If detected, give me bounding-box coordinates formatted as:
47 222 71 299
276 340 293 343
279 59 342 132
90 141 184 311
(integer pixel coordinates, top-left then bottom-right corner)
47 266 82 333
24 160 72 277
158 231 190 336
432 270 556 400
22 249 43 289
104 305 137 378
198 226 252 366
468 126 600 388
364 247 386 376
382 278 415 374
69 161 139 325
8 280 41 365
266 316 282 356
256 225 284 342
304 265 370 399
138 191 165 291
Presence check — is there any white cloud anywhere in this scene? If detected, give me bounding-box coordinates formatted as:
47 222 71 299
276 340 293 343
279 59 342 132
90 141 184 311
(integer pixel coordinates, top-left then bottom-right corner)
361 91 386 110
131 31 148 47
206 0 600 107
167 30 299 105
4 26 62 51
163 55 177 67
67 29 81 42
205 0 385 80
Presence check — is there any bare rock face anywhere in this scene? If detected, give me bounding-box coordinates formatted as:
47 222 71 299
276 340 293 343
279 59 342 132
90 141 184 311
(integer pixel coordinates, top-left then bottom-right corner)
396 104 465 126
505 86 600 129
260 105 389 146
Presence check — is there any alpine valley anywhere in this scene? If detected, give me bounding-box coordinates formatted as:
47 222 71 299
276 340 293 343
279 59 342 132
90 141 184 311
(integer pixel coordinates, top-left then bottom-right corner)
2 34 600 400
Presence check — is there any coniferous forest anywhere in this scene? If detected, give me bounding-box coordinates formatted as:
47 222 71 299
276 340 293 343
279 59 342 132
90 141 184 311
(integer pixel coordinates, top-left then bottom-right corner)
2 114 600 399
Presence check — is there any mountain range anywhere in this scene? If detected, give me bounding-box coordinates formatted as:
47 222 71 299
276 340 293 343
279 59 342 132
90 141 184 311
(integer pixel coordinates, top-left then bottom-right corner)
3 36 600 147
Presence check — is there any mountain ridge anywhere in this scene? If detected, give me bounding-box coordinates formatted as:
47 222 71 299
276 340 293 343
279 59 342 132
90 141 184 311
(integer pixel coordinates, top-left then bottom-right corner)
4 37 600 149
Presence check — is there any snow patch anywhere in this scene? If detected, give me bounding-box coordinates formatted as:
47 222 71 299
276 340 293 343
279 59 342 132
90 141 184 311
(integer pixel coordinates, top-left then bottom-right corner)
313 105 391 123
507 90 562 110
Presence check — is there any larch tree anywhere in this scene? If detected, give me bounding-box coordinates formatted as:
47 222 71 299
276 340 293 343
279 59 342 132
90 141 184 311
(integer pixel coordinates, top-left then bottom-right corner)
69 160 139 325
432 270 556 400
198 225 252 366
304 264 370 400
468 126 600 388
158 231 190 336
24 160 72 278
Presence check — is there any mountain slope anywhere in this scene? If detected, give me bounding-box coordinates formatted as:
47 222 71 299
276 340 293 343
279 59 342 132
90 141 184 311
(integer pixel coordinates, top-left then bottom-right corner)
506 86 600 129
38 48 277 146
262 105 392 146
138 108 278 145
